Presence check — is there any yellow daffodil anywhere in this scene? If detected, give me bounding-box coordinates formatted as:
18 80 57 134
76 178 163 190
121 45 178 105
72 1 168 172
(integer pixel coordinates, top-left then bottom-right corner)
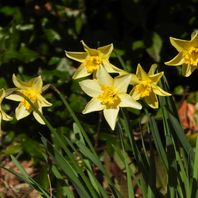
65 41 124 79
130 64 171 109
6 74 52 124
0 89 13 136
79 66 142 130
165 32 198 77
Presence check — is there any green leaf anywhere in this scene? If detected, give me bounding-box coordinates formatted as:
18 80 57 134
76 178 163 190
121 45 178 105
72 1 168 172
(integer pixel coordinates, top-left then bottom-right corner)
146 32 162 62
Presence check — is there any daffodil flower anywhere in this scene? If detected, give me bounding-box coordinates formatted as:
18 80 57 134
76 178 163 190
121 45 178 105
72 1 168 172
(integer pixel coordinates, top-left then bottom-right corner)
65 41 124 79
0 89 13 136
6 74 52 124
79 66 142 130
165 32 198 77
130 64 171 109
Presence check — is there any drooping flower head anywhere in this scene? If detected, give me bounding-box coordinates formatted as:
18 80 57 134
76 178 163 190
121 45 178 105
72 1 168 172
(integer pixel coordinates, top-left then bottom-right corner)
65 41 124 79
0 88 13 136
165 32 198 77
130 64 171 109
6 74 52 124
79 66 142 130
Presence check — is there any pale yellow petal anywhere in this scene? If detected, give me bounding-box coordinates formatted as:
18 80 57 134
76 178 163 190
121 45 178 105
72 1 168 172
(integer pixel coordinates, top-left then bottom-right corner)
130 88 141 101
2 111 13 121
136 64 149 80
33 109 45 125
114 74 131 93
102 60 125 74
149 72 164 83
152 85 171 96
103 108 119 130
182 64 197 77
31 76 43 91
81 40 98 55
98 43 113 58
191 31 198 47
79 79 102 97
144 92 158 109
130 74 140 85
38 96 52 107
170 37 191 52
12 74 42 90
65 51 88 62
165 52 184 66
12 74 29 89
6 93 23 101
119 94 142 109
82 98 104 114
96 66 113 86
15 103 30 120
72 64 90 79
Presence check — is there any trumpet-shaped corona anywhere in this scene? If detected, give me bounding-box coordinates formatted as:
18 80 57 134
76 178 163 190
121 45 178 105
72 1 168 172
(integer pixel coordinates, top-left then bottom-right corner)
98 86 121 108
134 80 152 98
83 55 102 73
184 47 198 66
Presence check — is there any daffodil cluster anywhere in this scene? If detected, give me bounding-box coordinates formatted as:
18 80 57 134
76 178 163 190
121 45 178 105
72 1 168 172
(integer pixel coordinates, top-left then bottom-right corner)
66 41 171 130
1 32 196 133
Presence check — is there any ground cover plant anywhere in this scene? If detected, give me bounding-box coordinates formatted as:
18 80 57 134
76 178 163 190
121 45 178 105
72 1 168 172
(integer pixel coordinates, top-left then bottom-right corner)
0 0 198 197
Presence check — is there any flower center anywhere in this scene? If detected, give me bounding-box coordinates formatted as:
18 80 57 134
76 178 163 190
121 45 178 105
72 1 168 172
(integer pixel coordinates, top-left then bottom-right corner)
135 80 152 97
184 47 198 66
83 55 102 73
21 89 38 111
98 85 120 108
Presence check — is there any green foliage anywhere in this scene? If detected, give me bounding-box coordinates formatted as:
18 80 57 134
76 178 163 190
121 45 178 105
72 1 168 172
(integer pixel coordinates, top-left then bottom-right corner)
0 0 198 197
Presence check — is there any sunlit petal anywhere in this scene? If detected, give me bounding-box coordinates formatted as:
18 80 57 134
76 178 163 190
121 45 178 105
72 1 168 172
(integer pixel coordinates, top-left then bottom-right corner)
98 43 113 58
130 89 141 100
144 92 158 109
65 51 88 62
72 64 90 79
149 72 164 83
31 76 43 91
136 64 149 80
152 85 171 96
82 98 104 114
12 74 30 89
38 96 52 107
6 93 23 101
191 31 198 47
119 94 142 109
1 111 12 121
96 66 113 86
114 74 131 93
81 40 98 55
103 108 119 130
170 37 191 52
79 79 102 97
130 73 140 85
165 52 184 66
33 108 45 125
15 103 30 120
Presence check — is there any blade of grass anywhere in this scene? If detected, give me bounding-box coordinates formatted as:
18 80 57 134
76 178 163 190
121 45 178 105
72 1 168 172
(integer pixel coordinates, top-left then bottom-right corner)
10 155 52 198
118 123 135 198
